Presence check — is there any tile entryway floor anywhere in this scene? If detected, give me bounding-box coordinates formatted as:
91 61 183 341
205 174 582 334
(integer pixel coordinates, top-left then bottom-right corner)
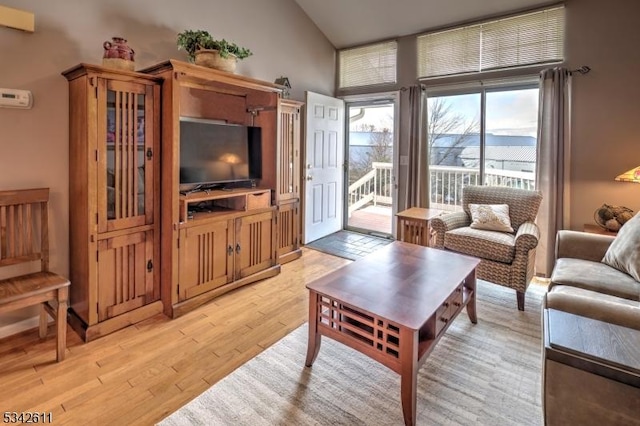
304 230 393 260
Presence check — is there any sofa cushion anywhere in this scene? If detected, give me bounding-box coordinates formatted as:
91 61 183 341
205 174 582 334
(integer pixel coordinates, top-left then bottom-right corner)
469 203 514 233
550 258 640 301
444 227 515 263
602 211 640 281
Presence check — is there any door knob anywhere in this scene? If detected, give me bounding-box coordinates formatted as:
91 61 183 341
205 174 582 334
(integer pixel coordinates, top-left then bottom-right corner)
306 164 312 169
306 175 313 181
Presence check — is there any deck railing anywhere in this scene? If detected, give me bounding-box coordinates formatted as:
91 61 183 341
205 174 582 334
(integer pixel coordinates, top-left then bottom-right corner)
347 162 393 215
348 163 535 214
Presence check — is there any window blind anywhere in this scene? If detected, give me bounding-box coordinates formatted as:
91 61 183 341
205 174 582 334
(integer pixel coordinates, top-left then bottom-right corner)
418 6 565 78
417 25 482 78
339 41 397 89
482 7 565 70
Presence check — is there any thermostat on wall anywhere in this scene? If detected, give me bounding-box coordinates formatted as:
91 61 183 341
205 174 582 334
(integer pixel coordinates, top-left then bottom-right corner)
0 88 33 109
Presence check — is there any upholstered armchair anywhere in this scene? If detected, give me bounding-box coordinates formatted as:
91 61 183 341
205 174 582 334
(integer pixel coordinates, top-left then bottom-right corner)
431 185 543 310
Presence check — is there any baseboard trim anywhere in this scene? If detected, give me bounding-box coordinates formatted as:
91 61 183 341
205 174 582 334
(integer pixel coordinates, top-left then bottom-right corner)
0 315 45 339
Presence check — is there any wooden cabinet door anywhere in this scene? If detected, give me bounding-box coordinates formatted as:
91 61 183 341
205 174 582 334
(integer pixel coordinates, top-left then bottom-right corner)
277 200 300 259
97 230 157 322
178 219 234 301
235 210 276 279
96 79 157 233
276 100 302 202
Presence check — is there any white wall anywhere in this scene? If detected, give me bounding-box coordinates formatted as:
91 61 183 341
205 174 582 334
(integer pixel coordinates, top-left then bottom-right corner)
565 0 640 228
0 0 335 336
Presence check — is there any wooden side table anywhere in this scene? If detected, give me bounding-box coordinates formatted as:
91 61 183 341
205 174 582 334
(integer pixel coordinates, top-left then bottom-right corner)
396 207 445 247
583 223 618 236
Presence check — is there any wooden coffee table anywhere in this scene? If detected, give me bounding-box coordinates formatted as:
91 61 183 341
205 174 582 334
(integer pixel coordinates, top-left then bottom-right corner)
305 241 480 426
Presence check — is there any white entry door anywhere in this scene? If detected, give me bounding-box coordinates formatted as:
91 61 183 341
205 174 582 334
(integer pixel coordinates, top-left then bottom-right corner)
303 91 345 244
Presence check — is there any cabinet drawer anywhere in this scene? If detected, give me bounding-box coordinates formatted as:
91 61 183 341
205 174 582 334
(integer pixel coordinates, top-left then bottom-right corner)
435 301 450 336
247 191 271 210
449 284 464 315
435 285 464 337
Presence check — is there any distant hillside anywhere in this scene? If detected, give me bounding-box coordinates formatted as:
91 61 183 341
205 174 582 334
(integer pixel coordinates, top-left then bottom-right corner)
348 131 537 173
431 133 536 147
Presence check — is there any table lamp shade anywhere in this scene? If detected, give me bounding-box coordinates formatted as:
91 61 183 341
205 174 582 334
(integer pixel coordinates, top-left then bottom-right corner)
615 166 640 183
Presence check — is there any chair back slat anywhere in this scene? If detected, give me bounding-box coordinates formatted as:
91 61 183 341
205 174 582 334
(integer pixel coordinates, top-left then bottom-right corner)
0 188 49 269
0 206 5 260
41 202 49 272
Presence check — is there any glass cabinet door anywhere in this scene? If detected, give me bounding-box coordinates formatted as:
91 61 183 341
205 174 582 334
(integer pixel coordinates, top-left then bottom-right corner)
278 101 301 201
98 79 155 233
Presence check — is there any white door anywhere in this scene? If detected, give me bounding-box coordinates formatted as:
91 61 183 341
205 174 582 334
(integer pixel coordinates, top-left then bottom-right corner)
303 91 345 244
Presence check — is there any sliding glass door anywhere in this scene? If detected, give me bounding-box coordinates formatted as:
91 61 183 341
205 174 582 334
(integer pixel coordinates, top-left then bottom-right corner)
427 84 539 211
428 93 481 210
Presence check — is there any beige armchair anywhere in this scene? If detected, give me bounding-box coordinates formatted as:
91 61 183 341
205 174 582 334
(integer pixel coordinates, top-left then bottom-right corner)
431 185 542 310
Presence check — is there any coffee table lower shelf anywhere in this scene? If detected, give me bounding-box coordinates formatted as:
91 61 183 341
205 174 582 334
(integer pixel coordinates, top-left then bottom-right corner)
306 278 476 426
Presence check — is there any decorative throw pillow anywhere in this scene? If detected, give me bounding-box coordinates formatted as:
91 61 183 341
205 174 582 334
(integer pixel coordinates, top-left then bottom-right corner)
602 211 640 281
469 204 514 233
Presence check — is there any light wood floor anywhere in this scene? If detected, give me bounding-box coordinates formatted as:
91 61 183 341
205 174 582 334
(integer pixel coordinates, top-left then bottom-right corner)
0 248 350 425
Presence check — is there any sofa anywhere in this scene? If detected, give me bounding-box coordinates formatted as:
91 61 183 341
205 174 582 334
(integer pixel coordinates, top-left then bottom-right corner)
542 229 640 425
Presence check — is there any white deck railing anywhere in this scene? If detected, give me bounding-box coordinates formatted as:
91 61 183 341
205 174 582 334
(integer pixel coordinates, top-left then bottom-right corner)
348 163 535 214
347 162 393 215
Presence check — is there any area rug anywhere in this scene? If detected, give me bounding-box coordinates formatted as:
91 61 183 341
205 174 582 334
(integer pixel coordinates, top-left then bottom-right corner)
159 280 546 426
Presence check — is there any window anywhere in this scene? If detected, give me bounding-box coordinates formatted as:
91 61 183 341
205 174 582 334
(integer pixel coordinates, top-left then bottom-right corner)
339 41 397 89
418 6 564 78
427 84 539 210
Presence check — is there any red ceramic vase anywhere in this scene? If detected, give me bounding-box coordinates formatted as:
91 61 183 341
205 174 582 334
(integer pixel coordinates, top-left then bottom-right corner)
103 37 135 61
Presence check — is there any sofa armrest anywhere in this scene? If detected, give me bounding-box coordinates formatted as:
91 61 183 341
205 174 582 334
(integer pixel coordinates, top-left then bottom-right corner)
515 221 540 252
430 211 470 248
555 230 615 262
544 285 640 331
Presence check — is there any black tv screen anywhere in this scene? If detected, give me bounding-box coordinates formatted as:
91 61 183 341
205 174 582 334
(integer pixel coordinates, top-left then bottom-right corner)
179 118 262 187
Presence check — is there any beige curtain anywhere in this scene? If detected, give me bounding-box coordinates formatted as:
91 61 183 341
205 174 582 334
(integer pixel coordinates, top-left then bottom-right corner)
403 85 429 209
535 67 572 277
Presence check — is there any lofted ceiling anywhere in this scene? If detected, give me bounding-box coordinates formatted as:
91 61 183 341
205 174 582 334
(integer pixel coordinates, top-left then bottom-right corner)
294 0 556 49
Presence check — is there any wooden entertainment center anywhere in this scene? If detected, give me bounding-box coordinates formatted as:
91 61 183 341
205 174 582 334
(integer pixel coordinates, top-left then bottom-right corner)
174 187 278 318
63 60 303 340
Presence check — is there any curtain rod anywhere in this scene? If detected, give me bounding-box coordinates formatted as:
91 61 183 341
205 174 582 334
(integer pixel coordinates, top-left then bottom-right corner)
570 65 591 75
399 65 592 91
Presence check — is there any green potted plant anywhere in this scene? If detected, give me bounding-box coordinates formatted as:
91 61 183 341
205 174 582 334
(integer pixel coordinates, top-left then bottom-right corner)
176 30 252 73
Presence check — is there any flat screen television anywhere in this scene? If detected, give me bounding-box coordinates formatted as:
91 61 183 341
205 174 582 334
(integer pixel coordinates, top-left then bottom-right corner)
179 118 262 189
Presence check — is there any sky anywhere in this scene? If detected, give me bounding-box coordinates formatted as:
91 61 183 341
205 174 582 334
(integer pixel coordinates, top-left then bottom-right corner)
348 87 539 138
349 104 394 131
440 88 539 137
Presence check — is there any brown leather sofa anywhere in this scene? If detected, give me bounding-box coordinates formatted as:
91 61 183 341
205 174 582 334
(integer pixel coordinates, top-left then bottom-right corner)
542 230 640 425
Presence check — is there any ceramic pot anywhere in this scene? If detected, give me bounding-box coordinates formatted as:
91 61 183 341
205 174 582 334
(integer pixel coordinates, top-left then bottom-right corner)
102 37 135 71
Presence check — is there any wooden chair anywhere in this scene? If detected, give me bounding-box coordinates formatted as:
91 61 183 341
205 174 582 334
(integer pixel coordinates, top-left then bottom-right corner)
0 188 70 362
